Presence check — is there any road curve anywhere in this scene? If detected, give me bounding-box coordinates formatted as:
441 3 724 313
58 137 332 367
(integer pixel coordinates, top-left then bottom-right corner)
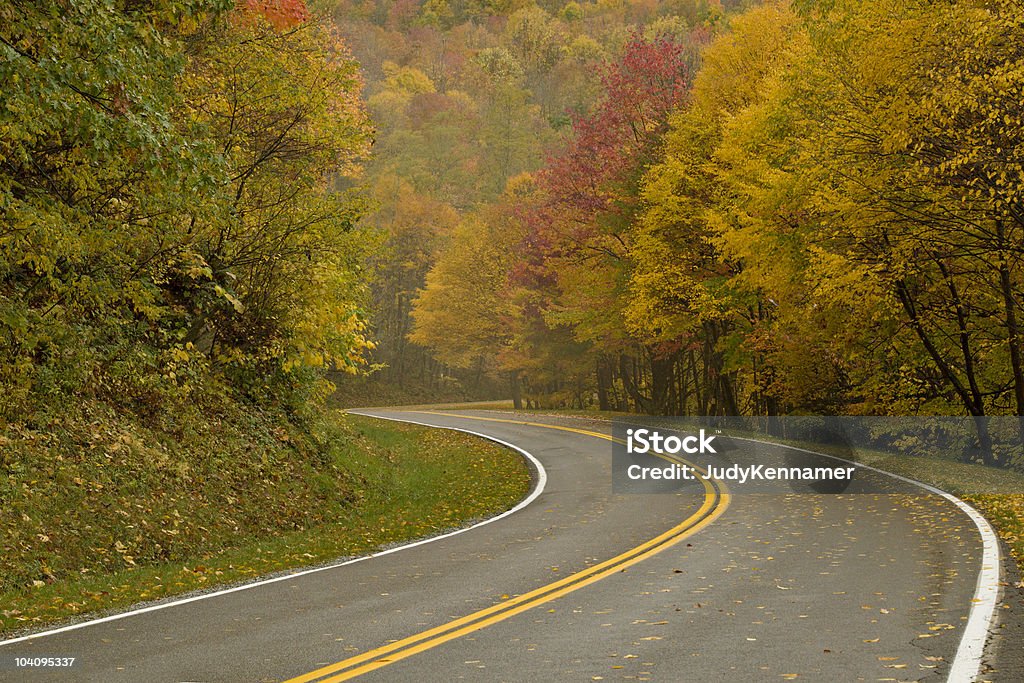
0 409 1016 682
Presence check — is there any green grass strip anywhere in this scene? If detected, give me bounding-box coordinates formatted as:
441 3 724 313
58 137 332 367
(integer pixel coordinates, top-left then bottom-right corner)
0 413 530 635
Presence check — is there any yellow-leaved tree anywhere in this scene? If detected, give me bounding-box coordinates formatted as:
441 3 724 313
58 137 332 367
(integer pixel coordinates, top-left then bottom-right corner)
177 8 375 405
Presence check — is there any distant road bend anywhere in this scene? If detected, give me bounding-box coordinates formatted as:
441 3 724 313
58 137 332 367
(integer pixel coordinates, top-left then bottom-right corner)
0 409 1016 682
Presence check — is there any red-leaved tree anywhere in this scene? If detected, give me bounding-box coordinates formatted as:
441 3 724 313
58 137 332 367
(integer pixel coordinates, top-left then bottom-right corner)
237 0 309 29
529 32 701 244
503 30 707 411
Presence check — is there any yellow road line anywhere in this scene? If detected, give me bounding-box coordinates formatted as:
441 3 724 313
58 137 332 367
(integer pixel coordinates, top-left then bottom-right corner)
415 410 631 446
285 412 730 683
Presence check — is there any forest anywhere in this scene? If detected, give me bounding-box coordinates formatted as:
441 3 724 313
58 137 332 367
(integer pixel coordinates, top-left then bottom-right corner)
4 0 1024 436
329 0 1024 437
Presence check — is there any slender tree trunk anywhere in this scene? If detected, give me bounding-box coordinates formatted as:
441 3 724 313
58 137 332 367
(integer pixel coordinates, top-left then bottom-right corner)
701 335 713 414
473 355 484 391
896 280 976 411
996 220 1024 416
688 348 705 416
934 259 985 415
650 350 674 416
610 361 623 411
895 279 991 463
675 355 688 415
596 357 611 411
720 369 739 417
701 321 737 416
620 353 634 412
510 371 522 410
972 415 995 467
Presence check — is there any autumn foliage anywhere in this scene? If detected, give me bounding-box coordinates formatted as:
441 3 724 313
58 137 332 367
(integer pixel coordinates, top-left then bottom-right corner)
406 0 1024 450
237 0 310 28
0 0 372 424
535 33 697 225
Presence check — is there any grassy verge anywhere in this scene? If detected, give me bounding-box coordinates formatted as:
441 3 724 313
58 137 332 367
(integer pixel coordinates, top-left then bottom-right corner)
0 411 530 635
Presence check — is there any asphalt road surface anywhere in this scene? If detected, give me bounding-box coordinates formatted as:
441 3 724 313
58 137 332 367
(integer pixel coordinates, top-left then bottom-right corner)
1 409 1020 682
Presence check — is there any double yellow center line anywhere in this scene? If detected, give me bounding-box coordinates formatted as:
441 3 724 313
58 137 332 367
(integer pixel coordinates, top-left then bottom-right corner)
285 412 730 683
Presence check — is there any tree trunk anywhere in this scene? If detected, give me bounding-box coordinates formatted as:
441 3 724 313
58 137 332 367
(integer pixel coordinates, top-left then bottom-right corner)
996 220 1024 416
676 354 689 415
596 357 611 411
510 371 522 410
650 350 675 416
895 280 979 414
619 352 650 413
895 279 994 463
688 348 706 415
972 414 995 466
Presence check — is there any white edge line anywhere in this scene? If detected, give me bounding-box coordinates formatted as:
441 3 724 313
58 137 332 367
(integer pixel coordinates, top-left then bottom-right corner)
0 411 548 648
729 435 1001 683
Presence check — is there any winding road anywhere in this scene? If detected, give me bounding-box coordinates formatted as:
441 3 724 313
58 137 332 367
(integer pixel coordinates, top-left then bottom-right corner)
1 409 1020 682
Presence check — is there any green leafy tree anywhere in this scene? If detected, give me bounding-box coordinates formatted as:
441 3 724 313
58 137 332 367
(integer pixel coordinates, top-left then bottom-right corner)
0 0 375 419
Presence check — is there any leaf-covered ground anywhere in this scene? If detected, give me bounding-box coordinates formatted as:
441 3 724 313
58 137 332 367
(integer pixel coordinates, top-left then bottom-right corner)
0 411 530 634
812 453 1024 572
